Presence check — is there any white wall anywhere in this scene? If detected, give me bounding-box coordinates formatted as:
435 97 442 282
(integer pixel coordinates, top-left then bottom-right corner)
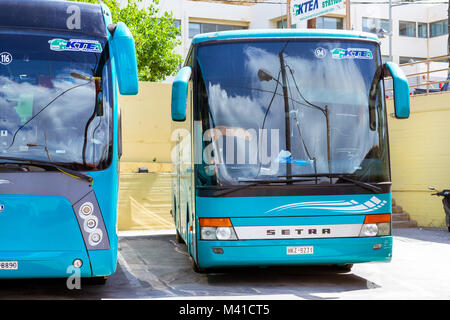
158 0 252 58
148 0 448 75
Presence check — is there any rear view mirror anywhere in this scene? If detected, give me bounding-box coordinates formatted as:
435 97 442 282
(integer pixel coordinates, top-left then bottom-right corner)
384 62 410 119
171 66 192 122
108 22 139 95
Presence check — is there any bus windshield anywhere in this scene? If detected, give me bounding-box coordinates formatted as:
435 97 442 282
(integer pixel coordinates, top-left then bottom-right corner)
0 33 112 171
195 39 389 186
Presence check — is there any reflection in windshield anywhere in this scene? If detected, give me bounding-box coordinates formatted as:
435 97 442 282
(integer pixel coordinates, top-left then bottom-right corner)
0 33 112 171
194 40 389 186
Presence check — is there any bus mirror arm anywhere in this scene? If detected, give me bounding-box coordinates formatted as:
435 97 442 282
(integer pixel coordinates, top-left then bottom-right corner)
107 24 117 36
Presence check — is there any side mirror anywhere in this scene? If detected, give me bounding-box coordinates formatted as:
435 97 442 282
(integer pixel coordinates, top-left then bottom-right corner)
384 62 410 119
171 66 192 122
108 22 139 95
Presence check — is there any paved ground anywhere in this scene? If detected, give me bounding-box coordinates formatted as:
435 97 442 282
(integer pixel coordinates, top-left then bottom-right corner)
0 227 449 300
118 173 173 231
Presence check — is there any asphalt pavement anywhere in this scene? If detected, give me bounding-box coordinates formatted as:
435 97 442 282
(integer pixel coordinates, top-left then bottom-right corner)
0 227 449 300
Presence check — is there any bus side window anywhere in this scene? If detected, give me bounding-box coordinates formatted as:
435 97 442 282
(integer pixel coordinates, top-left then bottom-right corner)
193 61 218 186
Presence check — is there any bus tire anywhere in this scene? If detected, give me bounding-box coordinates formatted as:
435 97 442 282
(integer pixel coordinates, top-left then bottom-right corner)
192 260 207 274
176 230 184 244
332 264 353 273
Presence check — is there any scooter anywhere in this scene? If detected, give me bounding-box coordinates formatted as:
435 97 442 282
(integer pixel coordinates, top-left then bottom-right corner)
428 186 450 232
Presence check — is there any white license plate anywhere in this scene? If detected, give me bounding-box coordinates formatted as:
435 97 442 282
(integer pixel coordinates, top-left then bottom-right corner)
287 246 314 255
0 261 18 270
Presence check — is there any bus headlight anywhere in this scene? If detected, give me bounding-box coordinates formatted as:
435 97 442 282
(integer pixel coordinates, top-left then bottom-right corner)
79 202 93 217
359 214 391 237
88 230 103 246
73 192 110 250
199 218 238 240
200 227 217 240
376 222 391 236
216 227 235 240
360 223 378 237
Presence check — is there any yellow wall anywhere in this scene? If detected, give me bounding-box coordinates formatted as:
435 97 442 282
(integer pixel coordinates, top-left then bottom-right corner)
119 82 173 165
118 83 174 230
119 82 450 228
387 92 450 227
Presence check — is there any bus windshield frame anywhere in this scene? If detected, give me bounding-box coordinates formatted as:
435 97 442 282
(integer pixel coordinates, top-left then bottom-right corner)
0 31 113 172
193 38 390 187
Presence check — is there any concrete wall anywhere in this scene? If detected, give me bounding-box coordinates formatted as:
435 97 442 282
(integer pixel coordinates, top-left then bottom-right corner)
119 82 450 227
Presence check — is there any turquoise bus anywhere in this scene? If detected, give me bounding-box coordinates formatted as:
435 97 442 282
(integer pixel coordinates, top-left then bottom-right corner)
0 0 138 282
170 29 410 272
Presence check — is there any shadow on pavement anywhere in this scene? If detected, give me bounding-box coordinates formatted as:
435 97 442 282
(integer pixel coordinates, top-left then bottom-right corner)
0 234 383 299
117 234 380 300
0 263 153 300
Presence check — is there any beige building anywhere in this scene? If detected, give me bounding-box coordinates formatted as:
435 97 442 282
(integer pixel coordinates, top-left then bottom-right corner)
150 0 448 68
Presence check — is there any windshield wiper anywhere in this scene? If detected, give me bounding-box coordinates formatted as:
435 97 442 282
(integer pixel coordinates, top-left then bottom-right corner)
278 173 383 194
0 156 92 183
213 177 317 197
336 175 383 194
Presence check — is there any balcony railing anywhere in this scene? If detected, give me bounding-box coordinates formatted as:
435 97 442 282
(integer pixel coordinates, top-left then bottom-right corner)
385 55 450 96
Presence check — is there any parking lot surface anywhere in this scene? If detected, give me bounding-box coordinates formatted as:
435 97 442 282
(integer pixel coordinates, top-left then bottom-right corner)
0 228 449 300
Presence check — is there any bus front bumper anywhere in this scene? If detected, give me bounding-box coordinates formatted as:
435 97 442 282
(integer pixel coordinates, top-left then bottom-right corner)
0 249 117 279
196 236 392 269
0 250 92 279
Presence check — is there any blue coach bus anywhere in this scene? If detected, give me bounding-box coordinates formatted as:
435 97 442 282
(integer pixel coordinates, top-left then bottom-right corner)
171 29 410 272
0 0 138 281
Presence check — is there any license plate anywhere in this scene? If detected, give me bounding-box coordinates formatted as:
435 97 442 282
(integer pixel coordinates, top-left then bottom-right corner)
287 246 314 255
0 261 18 270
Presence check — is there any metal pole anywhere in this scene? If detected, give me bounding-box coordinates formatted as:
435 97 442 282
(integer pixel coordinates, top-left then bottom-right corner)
279 52 292 181
287 0 291 28
346 0 351 30
325 105 332 183
389 0 393 61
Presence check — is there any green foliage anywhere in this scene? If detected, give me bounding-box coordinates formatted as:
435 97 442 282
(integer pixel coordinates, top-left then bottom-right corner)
71 0 182 81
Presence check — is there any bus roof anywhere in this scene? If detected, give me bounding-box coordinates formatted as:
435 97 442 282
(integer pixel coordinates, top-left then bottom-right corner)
192 29 380 45
0 0 106 37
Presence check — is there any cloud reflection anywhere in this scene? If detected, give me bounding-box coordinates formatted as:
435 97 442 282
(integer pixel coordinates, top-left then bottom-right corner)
202 41 381 180
0 74 110 167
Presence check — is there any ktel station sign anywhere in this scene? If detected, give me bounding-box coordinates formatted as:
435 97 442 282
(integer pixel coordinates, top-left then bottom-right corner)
290 0 344 24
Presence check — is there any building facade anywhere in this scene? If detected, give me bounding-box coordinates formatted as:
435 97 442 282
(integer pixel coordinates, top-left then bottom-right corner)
153 0 448 67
